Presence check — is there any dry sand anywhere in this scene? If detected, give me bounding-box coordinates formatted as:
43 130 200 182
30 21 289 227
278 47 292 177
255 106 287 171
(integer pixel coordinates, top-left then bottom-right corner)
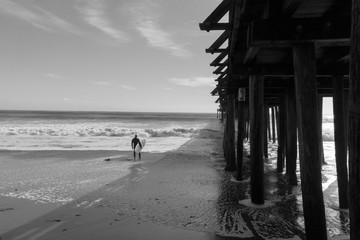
0 126 350 240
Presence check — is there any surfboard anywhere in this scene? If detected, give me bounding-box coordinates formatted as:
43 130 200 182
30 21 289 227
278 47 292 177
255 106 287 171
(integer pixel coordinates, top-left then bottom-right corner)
134 139 146 154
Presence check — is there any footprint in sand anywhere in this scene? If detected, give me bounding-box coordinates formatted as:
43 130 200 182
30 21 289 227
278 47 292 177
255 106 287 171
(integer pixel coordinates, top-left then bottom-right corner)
0 208 14 212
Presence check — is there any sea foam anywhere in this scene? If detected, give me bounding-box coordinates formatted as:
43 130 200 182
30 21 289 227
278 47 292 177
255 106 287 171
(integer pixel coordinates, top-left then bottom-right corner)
0 125 199 138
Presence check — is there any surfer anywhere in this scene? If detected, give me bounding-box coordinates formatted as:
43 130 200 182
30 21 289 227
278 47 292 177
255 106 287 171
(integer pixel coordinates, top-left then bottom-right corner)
131 135 142 160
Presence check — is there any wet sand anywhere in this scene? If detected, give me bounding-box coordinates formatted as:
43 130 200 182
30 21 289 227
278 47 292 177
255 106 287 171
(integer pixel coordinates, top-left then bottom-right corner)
0 127 350 240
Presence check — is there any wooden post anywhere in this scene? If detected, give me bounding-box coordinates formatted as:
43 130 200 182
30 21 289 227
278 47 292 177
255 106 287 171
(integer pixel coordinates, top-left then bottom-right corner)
349 1 360 237
286 85 298 186
318 96 326 165
293 43 327 240
276 103 284 173
271 107 276 143
332 75 349 209
277 98 286 173
264 101 269 159
267 106 271 141
223 110 228 159
225 94 236 171
237 100 246 180
246 104 250 141
344 90 349 148
249 74 264 204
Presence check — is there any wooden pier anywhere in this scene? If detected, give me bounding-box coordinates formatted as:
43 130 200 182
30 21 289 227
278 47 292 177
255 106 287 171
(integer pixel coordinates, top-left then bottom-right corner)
200 0 359 239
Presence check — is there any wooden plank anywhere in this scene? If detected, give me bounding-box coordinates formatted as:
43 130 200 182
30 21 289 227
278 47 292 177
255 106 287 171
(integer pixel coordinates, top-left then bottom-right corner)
199 23 231 31
206 48 229 54
286 85 298 186
348 0 360 236
292 42 327 240
214 71 228 75
249 74 264 204
332 75 349 209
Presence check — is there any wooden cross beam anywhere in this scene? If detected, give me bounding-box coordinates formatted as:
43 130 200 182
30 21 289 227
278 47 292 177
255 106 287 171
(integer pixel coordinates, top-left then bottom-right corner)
206 31 230 54
231 61 349 77
211 87 218 96
206 48 229 54
211 52 228 66
199 0 232 32
200 23 231 31
248 17 350 47
211 58 229 67
213 65 227 74
216 73 228 81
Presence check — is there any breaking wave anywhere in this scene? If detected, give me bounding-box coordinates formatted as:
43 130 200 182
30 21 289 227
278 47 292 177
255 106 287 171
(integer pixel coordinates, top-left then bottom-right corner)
0 126 200 138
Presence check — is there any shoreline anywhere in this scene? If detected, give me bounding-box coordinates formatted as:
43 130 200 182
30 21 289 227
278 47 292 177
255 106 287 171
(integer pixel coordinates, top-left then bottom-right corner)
0 133 221 239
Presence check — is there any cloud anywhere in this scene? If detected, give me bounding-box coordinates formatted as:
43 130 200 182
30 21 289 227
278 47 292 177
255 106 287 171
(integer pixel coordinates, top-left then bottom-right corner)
43 73 63 80
76 0 130 43
126 2 192 58
122 85 136 90
169 77 215 87
92 81 111 86
0 0 81 35
61 97 92 104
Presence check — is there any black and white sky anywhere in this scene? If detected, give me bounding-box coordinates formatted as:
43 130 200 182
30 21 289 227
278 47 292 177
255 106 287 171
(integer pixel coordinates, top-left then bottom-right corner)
0 0 224 112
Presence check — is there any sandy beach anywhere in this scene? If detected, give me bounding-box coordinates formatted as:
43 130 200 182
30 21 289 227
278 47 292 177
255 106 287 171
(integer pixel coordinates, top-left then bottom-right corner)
0 123 350 240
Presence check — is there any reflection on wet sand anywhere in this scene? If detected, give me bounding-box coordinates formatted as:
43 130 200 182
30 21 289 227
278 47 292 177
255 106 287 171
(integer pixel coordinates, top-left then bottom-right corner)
211 141 349 240
213 155 305 239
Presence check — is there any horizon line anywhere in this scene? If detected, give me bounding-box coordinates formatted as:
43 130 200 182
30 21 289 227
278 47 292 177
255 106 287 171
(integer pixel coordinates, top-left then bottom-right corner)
0 108 217 115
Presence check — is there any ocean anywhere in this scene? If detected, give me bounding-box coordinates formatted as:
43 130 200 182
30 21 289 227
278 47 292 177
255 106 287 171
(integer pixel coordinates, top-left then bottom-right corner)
0 110 218 152
0 110 218 206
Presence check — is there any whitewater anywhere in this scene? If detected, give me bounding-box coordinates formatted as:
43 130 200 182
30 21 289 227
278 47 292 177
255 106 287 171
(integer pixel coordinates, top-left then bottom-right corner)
0 110 217 152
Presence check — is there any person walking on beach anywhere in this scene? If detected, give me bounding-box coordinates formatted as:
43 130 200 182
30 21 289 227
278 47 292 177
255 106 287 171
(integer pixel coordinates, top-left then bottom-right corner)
131 134 142 160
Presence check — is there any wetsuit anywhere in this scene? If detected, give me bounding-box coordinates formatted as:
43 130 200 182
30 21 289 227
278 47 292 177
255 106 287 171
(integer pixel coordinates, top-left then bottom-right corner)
131 137 142 159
